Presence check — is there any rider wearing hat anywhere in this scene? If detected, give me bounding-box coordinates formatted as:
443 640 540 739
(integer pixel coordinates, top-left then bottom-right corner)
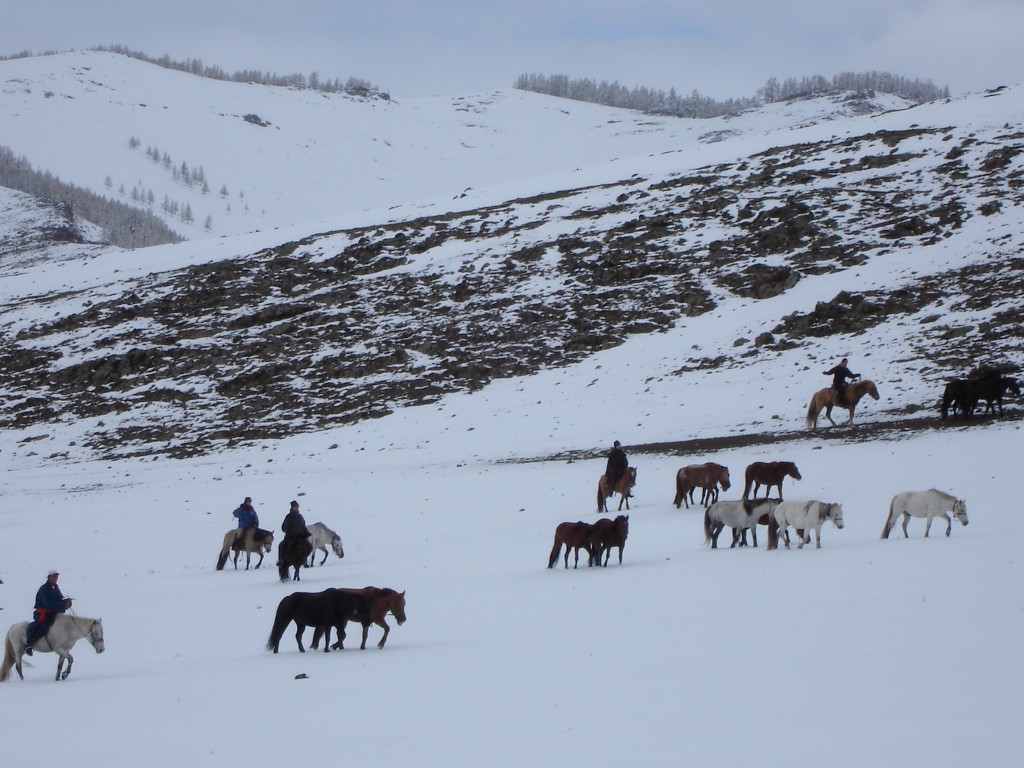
605 440 629 495
25 570 72 655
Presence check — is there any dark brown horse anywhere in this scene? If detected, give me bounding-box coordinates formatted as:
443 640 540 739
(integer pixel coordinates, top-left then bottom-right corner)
277 535 313 582
313 586 408 650
943 373 1020 418
597 466 637 513
592 514 629 566
673 463 730 509
742 461 802 500
805 379 880 429
548 521 595 569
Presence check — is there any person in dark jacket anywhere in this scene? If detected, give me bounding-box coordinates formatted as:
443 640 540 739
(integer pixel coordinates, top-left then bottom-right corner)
605 440 629 493
232 496 260 548
277 500 310 565
24 570 72 655
824 358 860 406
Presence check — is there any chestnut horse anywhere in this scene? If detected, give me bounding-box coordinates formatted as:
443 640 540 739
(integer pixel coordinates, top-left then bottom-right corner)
742 461 801 500
313 586 408 650
805 379 880 429
597 467 637 513
673 463 730 509
548 521 596 569
592 514 629 566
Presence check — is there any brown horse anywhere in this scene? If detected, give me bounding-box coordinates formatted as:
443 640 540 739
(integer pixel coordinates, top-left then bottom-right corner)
216 528 274 571
742 461 802 500
548 521 596 569
592 514 629 566
805 379 880 429
597 466 637 513
312 586 407 650
673 463 730 509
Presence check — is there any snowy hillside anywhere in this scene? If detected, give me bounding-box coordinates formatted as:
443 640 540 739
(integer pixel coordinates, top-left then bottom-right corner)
0 50 914 240
1 51 1023 768
0 54 1021 462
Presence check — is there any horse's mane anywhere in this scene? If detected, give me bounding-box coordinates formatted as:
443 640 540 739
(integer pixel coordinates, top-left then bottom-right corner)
928 488 957 503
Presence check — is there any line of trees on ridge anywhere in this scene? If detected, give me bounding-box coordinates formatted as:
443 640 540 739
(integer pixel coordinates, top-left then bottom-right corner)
514 71 950 118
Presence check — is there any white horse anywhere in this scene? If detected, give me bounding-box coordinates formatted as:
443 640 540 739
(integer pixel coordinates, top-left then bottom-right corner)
882 489 968 538
770 500 844 550
1 614 105 682
704 498 779 548
306 522 345 567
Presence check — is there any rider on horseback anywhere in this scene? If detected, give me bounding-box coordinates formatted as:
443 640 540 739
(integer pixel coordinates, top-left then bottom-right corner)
605 441 630 496
824 358 860 406
24 570 72 656
277 500 311 566
233 496 260 548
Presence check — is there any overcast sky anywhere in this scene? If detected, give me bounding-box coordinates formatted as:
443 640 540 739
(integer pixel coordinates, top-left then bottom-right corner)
3 1 1022 98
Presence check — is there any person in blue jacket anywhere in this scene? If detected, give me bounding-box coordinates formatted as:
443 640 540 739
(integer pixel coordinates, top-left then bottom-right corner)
233 496 260 548
25 569 72 655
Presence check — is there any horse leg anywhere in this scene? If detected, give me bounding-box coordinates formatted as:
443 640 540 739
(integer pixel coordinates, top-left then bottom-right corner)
62 651 74 681
255 551 264 569
376 620 391 649
901 513 911 538
295 624 306 653
360 622 371 650
825 405 837 427
846 404 856 425
942 512 952 537
815 525 822 549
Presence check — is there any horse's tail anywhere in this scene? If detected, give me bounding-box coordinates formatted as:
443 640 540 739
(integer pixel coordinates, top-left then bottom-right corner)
216 543 230 571
703 508 713 546
673 471 684 508
266 596 294 651
881 497 896 539
596 477 607 513
548 534 562 569
0 632 15 682
805 394 819 429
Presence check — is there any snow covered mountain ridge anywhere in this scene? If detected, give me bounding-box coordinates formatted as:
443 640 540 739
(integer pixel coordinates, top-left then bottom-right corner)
0 51 1022 463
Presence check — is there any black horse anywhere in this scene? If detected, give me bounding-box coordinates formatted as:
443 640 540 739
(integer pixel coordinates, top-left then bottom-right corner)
277 535 313 582
266 588 372 653
942 372 1019 419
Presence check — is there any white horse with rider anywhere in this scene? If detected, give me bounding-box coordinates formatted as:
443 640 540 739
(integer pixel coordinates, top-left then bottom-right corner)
2 613 105 682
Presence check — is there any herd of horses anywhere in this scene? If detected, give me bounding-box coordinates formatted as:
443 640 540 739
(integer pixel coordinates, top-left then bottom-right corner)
5 374 1007 678
552 449 970 569
210 521 409 657
940 369 1020 420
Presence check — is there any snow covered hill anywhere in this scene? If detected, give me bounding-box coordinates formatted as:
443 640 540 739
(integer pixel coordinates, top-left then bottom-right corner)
0 52 1021 462
1 50 913 241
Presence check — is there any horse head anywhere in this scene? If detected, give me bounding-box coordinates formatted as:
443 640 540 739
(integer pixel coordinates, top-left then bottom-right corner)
829 503 845 529
1007 379 1021 397
626 467 637 486
84 618 105 654
786 463 802 481
953 499 969 526
261 533 274 553
719 467 731 492
330 536 345 558
390 591 407 625
863 380 880 400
